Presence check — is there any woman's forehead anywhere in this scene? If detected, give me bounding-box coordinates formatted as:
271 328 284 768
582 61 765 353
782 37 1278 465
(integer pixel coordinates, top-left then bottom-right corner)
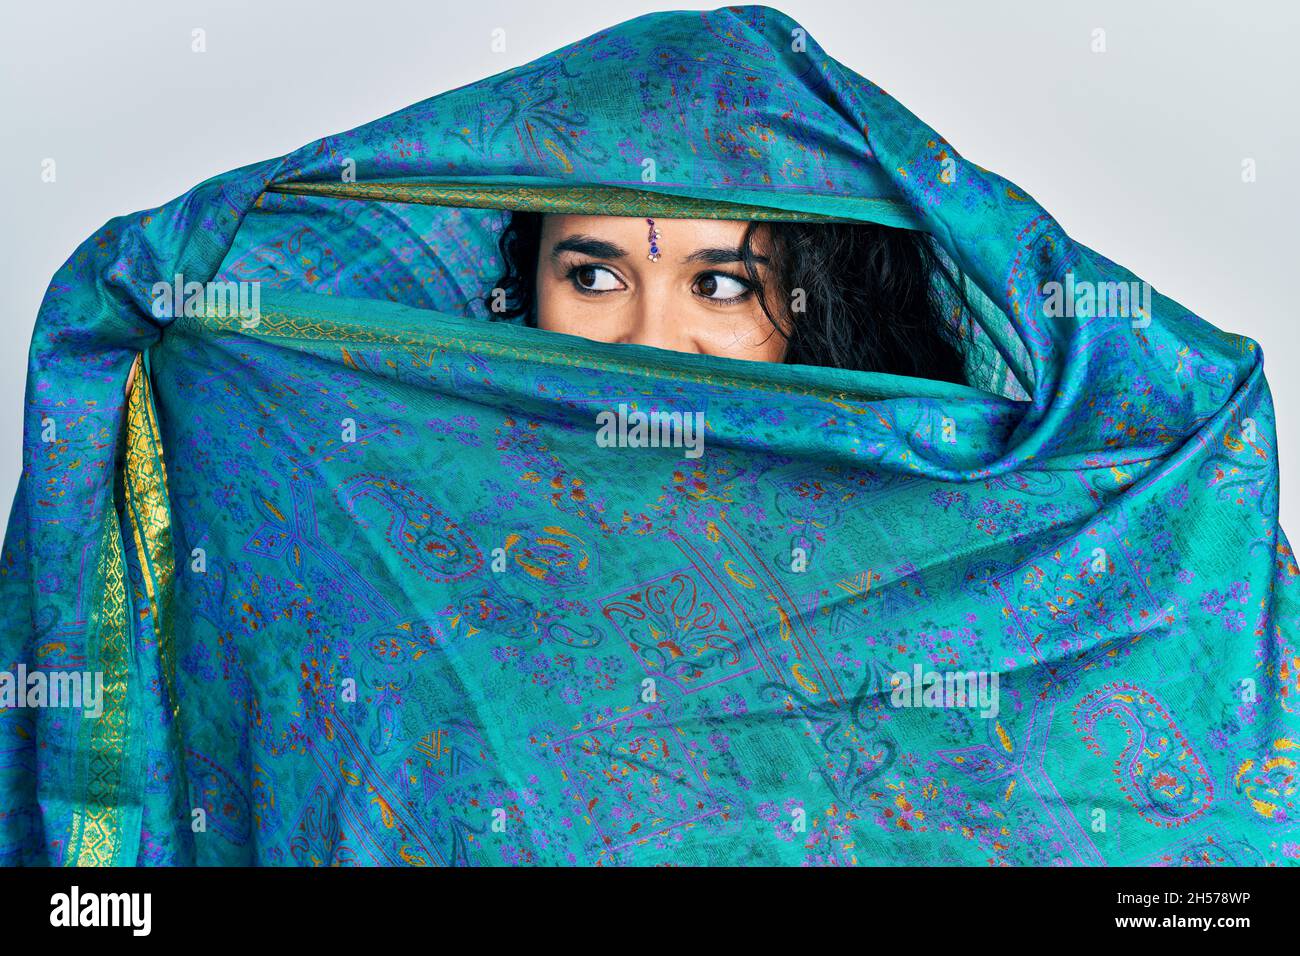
541 213 761 244
540 210 769 252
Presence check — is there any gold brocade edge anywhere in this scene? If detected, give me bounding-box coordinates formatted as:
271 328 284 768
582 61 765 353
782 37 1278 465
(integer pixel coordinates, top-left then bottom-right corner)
124 355 178 721
65 353 178 866
65 508 131 866
263 180 914 225
188 309 970 407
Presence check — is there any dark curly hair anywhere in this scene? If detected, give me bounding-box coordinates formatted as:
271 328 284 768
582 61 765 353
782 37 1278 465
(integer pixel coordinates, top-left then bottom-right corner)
484 211 972 384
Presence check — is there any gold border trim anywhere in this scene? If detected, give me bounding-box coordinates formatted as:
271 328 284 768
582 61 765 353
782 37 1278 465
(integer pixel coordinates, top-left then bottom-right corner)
265 180 916 225
124 354 177 719
65 507 131 866
184 307 997 406
64 353 179 866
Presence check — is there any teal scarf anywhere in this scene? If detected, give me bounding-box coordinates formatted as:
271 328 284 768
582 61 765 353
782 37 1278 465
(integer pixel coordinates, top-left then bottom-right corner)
3 5 1297 866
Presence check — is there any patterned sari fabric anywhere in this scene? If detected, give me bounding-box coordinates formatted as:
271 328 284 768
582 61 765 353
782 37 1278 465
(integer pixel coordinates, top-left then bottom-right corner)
2 5 1297 867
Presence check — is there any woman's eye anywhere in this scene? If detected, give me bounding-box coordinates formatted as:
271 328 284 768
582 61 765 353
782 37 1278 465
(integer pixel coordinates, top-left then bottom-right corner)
695 272 752 302
570 264 622 293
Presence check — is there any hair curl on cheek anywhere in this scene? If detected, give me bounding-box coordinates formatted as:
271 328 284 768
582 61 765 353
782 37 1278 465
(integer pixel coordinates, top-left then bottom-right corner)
486 209 543 327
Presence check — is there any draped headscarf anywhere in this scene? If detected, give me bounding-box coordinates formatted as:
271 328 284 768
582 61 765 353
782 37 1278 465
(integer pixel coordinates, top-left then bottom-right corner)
2 4 1296 866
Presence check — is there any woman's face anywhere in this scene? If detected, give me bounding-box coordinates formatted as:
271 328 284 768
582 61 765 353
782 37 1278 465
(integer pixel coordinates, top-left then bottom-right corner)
534 214 790 362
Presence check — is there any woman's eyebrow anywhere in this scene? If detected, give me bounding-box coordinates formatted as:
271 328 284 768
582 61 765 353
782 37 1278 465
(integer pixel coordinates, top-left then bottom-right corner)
551 235 770 267
684 247 770 266
551 235 627 259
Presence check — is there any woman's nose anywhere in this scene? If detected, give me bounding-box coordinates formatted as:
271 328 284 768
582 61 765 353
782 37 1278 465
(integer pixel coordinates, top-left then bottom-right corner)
615 300 695 353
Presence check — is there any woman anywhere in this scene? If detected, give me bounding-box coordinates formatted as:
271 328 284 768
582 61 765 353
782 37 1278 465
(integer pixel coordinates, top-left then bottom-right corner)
487 212 971 383
1 5 1295 869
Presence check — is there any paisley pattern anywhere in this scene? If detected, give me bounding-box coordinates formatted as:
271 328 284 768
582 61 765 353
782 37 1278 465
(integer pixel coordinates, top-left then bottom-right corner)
1 5 1298 866
1074 683 1214 828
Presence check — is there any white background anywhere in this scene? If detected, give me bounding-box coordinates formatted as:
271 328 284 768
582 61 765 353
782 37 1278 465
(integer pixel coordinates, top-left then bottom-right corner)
1 0 1296 529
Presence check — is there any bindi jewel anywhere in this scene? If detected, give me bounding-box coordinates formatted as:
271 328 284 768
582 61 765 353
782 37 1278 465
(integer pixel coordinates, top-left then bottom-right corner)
646 218 662 262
